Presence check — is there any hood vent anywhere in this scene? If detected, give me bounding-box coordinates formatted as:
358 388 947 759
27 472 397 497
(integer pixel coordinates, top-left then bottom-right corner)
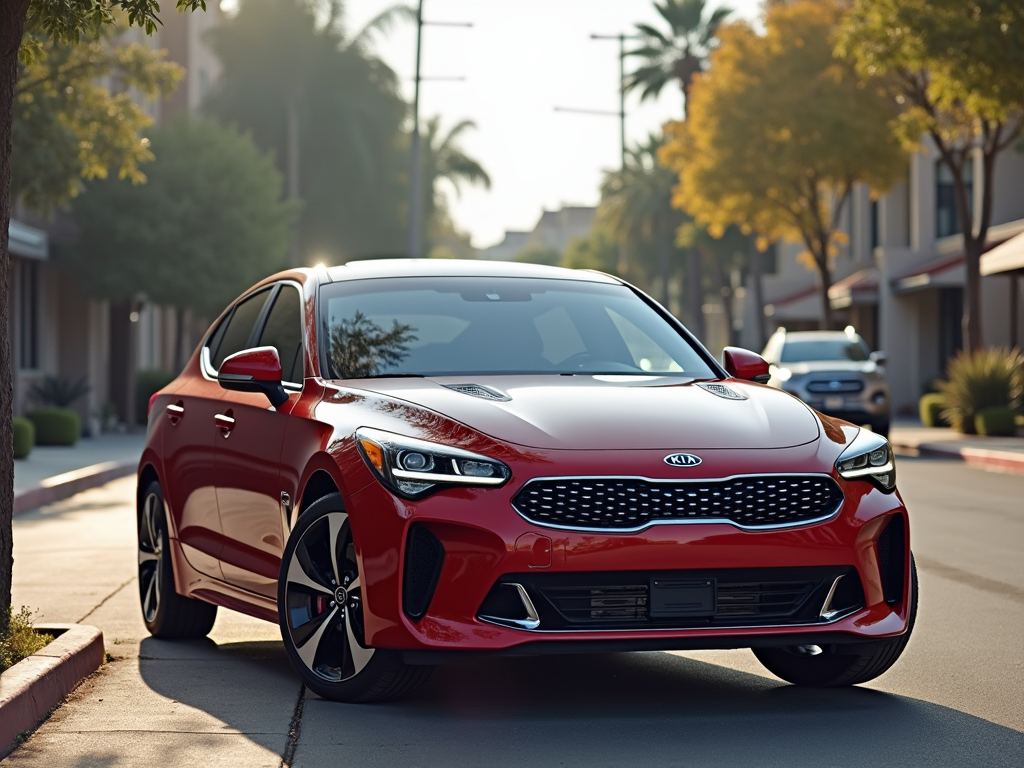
696 382 747 400
442 383 511 402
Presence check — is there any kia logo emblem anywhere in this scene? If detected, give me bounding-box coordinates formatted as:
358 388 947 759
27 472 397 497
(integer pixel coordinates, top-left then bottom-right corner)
664 453 702 467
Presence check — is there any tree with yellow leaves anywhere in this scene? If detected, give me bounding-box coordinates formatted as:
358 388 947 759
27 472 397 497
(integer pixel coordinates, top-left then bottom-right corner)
660 0 905 329
836 0 1024 353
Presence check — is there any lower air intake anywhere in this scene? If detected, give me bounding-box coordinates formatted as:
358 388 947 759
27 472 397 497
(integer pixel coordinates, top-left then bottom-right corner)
877 514 906 604
403 525 445 620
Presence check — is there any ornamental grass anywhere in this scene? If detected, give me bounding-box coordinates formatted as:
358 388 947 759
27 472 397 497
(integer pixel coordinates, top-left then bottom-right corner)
938 348 1024 434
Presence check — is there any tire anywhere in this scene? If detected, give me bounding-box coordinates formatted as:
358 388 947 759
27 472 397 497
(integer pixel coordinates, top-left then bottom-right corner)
753 554 918 687
138 481 218 638
278 493 432 702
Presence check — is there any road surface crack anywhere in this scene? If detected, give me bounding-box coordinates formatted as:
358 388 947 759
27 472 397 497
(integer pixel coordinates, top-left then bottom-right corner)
280 684 306 767
77 577 135 623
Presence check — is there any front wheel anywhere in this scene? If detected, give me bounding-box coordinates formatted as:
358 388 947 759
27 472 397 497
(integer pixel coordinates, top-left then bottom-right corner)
753 554 917 686
278 494 431 702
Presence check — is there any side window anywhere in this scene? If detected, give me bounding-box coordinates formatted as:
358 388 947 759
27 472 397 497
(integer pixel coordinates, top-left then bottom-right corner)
258 285 304 384
210 288 272 371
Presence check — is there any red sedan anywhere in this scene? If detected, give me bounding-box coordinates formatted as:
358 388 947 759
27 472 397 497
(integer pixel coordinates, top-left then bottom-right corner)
139 259 916 702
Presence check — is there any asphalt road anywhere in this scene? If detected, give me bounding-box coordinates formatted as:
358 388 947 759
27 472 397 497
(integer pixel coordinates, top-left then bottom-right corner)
5 456 1024 767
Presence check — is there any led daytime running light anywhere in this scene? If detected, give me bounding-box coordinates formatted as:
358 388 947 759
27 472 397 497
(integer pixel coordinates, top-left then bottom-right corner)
836 429 896 492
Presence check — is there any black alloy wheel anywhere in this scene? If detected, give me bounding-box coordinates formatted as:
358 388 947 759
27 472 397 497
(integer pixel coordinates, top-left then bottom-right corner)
753 554 918 686
278 493 431 702
138 480 218 638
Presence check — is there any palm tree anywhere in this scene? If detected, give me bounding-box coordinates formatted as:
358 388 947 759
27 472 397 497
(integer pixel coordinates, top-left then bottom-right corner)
418 116 491 256
625 0 732 110
600 135 702 333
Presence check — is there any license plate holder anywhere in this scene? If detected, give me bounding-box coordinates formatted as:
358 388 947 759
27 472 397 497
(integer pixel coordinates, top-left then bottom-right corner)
649 579 716 618
824 395 844 410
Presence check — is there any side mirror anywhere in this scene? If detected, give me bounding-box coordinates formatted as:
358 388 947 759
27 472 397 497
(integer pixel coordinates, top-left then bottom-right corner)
218 347 289 408
870 350 887 365
722 346 772 384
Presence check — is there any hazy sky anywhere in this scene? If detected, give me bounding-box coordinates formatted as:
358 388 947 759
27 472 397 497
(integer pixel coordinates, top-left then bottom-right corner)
229 1 765 248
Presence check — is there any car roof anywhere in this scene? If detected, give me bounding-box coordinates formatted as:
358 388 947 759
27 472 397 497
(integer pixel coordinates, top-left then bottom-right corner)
324 258 622 285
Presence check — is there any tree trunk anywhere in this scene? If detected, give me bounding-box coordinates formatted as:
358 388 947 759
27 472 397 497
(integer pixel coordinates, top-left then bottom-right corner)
0 0 31 632
711 252 735 347
686 246 706 341
173 306 185 373
749 237 767 350
657 218 670 311
816 252 835 330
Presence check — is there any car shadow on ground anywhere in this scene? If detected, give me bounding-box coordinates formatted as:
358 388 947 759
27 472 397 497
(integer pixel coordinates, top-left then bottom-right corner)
137 640 1024 768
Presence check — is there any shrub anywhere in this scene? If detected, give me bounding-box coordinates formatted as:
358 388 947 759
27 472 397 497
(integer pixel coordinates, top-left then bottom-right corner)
26 407 81 446
29 375 90 408
938 348 1024 434
13 417 35 459
974 406 1018 436
0 607 53 674
136 370 177 424
919 393 949 428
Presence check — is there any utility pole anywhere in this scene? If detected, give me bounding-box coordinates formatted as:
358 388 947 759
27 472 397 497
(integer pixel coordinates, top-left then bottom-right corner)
407 2 471 259
590 33 639 172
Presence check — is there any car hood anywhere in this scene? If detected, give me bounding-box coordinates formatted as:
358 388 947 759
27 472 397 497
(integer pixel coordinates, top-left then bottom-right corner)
777 360 880 376
347 375 820 451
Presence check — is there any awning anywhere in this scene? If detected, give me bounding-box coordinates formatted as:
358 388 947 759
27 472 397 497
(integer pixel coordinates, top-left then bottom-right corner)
764 284 820 321
891 254 964 293
8 219 49 261
829 268 878 308
981 231 1024 275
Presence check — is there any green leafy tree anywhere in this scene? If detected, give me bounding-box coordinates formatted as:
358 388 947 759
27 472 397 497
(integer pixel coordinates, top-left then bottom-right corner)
599 135 696 330
328 312 416 378
625 0 732 110
64 117 294 367
206 0 410 264
563 227 620 275
661 0 906 330
0 0 205 639
836 0 1024 353
13 26 183 211
419 116 491 258
513 244 563 267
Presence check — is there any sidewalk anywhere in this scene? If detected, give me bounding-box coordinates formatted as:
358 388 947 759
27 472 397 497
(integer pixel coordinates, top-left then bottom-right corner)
890 420 1024 474
14 432 145 514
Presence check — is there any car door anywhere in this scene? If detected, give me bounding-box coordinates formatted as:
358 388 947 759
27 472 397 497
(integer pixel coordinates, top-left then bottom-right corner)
161 287 272 581
214 282 306 598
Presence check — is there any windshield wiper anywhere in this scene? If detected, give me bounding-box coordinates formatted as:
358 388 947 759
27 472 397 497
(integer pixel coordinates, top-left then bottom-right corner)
351 373 425 379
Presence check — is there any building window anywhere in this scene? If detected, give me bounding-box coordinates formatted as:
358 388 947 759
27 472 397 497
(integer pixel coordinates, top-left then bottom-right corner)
936 159 973 238
19 260 40 370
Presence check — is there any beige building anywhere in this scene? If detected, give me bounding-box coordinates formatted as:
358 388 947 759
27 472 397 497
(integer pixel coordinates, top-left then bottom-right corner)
483 206 596 260
9 6 223 431
740 139 1024 418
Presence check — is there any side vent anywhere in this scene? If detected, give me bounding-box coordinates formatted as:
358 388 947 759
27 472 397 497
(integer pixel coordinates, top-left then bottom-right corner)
442 383 511 402
877 514 906 605
403 525 445 620
696 382 747 400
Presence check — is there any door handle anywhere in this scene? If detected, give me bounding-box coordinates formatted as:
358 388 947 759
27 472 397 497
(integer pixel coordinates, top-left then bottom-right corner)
166 402 184 423
214 412 235 437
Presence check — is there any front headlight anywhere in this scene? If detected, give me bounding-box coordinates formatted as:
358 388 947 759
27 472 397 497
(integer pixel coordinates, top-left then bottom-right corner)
835 428 896 492
355 427 511 499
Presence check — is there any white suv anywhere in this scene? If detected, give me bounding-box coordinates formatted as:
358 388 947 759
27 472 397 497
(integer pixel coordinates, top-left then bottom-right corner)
762 327 890 437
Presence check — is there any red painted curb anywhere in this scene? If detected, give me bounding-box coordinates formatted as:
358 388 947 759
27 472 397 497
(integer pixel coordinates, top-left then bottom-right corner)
13 461 137 517
0 624 104 756
895 440 1024 475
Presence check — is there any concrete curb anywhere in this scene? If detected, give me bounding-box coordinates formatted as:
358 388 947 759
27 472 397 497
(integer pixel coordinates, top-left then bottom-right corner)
892 439 1024 475
13 460 137 517
0 624 104 756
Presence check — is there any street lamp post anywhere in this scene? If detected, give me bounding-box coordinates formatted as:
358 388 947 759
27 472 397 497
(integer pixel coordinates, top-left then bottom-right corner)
407 1 471 259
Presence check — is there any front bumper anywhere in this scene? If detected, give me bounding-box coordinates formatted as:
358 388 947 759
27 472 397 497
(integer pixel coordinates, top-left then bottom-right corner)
343 441 912 654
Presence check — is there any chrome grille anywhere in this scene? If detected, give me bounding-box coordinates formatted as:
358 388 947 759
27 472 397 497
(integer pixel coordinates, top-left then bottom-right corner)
512 475 843 530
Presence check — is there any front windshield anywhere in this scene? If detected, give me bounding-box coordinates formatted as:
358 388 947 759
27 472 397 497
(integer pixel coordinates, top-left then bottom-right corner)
780 338 869 363
320 276 715 379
